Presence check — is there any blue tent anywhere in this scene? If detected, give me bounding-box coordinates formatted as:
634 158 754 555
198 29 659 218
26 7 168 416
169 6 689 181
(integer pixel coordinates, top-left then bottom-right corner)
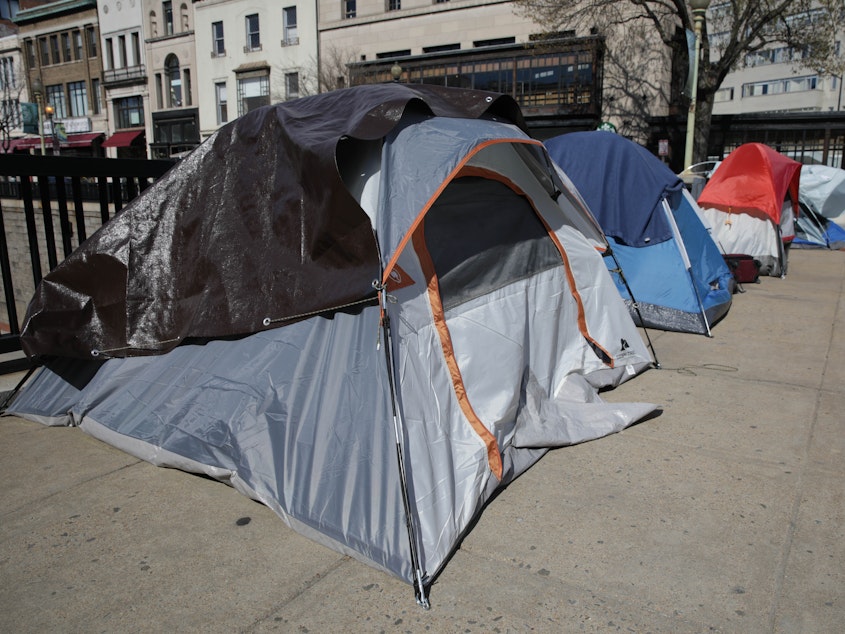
794 202 845 250
545 131 734 335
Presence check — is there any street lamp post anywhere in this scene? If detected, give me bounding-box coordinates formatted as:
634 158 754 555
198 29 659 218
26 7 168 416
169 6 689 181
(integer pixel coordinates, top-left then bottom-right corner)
44 104 59 156
683 0 711 169
31 77 45 155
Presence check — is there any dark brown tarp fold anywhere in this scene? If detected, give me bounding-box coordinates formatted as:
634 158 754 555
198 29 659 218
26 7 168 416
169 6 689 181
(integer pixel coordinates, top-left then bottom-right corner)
21 83 525 360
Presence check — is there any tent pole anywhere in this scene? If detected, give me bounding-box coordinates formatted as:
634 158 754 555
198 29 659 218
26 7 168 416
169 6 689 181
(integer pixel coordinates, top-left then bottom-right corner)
686 267 712 337
661 199 712 337
376 283 430 609
776 224 787 278
604 249 661 369
0 364 39 413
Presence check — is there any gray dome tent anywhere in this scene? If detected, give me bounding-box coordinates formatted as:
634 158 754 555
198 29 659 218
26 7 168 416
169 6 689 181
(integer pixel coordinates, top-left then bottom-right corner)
11 84 656 605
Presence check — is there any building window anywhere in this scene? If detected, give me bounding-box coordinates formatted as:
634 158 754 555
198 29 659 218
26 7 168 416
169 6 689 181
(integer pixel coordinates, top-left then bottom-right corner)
714 87 734 103
92 78 101 114
149 11 158 38
132 33 141 66
0 57 15 92
215 81 227 124
118 35 127 68
105 38 114 69
237 72 269 115
423 43 460 54
388 0 400 10
283 7 298 46
1 98 20 128
180 3 190 31
212 21 225 56
68 81 88 116
39 38 49 66
114 95 145 128
155 73 163 108
285 72 299 99
73 30 83 60
741 75 819 98
376 50 410 59
61 33 72 62
46 84 67 119
50 35 60 65
163 2 174 36
26 40 36 68
152 115 199 158
344 0 356 19
86 26 98 57
245 14 261 51
183 69 192 106
474 37 516 48
165 54 182 107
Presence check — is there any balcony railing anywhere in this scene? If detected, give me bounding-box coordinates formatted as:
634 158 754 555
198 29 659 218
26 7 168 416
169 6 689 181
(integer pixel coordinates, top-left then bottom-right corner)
103 65 148 86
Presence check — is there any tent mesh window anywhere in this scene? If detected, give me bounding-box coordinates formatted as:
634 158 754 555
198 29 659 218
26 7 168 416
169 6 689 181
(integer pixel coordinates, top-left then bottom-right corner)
424 176 562 311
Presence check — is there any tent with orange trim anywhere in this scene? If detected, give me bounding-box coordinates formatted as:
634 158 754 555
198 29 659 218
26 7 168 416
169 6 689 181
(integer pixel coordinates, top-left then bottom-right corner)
8 84 655 606
697 143 801 277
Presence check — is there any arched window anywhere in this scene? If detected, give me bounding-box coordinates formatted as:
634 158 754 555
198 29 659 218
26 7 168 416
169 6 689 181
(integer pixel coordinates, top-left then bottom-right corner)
165 54 182 108
149 11 158 38
180 3 190 32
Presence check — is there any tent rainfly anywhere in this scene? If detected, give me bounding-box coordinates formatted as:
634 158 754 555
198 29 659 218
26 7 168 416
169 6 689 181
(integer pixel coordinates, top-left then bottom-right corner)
544 131 735 336
696 143 801 277
9 84 657 606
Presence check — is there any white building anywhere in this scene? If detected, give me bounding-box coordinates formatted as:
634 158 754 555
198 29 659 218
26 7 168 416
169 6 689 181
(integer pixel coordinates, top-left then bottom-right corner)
142 0 199 158
0 25 25 151
193 0 318 141
97 0 150 158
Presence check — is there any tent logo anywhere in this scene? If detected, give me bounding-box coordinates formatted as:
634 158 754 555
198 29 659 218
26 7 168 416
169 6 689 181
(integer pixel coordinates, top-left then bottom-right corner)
386 265 415 291
620 338 630 351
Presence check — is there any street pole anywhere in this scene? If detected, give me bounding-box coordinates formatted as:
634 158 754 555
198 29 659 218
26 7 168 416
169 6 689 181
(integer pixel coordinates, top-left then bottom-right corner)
31 77 45 155
44 105 60 156
683 0 711 169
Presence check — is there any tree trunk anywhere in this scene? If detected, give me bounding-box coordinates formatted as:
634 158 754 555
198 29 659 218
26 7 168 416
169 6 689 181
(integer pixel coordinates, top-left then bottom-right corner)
692 66 719 164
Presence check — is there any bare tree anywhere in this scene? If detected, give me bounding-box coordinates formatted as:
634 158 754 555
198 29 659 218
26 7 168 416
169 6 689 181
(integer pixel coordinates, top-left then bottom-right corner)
271 44 361 103
305 43 362 95
0 56 24 153
514 0 845 162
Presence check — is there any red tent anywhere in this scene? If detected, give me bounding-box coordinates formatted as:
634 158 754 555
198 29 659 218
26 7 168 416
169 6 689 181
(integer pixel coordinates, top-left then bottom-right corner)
698 143 801 223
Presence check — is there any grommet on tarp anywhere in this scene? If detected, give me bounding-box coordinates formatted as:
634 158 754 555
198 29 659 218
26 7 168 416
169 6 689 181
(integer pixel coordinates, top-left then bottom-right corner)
262 317 271 326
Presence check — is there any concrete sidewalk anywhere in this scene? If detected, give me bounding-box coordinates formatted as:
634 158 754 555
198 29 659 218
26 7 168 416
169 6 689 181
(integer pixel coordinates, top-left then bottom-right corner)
1 249 843 633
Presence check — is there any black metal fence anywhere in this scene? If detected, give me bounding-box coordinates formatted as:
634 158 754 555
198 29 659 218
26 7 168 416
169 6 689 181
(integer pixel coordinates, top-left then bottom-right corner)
0 153 174 373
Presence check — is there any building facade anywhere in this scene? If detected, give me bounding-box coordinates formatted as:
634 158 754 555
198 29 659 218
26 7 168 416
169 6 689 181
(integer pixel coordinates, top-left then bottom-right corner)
97 0 149 158
16 0 106 156
193 0 318 142
5 1 845 167
142 0 198 158
0 23 25 152
318 0 609 137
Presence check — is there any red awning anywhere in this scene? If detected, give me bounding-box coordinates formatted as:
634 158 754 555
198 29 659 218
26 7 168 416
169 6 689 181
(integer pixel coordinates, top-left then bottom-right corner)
9 133 104 150
4 137 41 151
64 132 105 147
1 138 34 152
102 129 145 148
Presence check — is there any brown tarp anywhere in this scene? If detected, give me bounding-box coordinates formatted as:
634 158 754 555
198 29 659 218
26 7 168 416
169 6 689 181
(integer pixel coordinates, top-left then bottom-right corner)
21 83 526 360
